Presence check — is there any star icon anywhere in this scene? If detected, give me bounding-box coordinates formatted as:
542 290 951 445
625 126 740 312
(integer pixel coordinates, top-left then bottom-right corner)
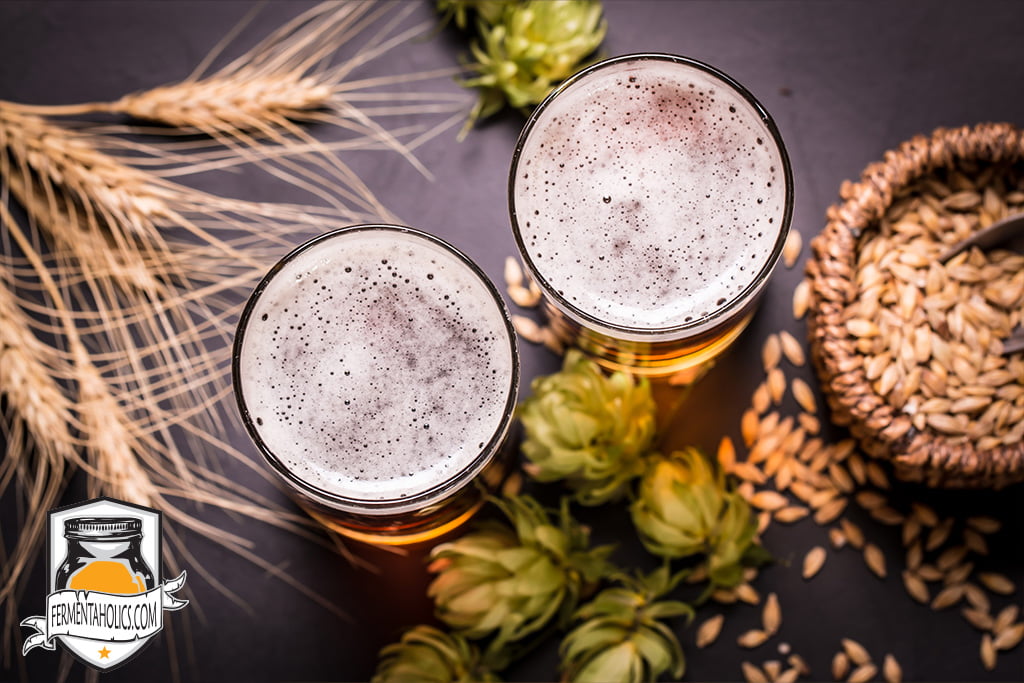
98 646 111 659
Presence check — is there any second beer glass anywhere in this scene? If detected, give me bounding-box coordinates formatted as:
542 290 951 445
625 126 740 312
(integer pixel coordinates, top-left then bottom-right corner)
509 53 794 377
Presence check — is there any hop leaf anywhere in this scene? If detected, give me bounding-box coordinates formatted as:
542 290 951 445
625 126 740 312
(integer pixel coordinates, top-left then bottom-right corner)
518 350 657 505
428 495 614 653
630 449 765 587
560 567 692 683
373 625 500 683
459 0 607 131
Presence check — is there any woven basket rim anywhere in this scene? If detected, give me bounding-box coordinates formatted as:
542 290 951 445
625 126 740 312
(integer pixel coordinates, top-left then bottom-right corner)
806 122 1024 488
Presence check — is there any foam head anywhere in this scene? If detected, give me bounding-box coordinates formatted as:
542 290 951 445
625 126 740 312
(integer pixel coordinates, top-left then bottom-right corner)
511 54 791 335
234 226 517 510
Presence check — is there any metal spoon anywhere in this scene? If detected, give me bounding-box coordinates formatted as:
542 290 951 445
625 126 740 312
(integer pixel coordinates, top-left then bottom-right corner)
939 211 1024 355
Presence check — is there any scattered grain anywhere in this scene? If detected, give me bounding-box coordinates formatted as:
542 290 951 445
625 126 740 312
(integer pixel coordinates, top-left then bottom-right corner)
993 623 1024 651
864 544 887 578
803 546 827 579
792 378 817 413
696 614 724 648
831 651 849 681
742 662 769 683
882 654 902 683
978 572 1015 595
931 584 965 610
902 571 929 603
980 634 997 670
793 279 810 319
783 230 802 268
738 629 770 648
763 334 782 372
779 331 806 367
848 663 877 683
961 607 995 631
763 593 781 635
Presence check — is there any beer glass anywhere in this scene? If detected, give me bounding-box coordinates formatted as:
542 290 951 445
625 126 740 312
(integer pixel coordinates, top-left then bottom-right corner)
233 225 519 545
509 53 794 377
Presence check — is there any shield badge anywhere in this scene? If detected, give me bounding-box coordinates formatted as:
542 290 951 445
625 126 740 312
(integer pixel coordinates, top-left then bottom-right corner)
21 497 187 671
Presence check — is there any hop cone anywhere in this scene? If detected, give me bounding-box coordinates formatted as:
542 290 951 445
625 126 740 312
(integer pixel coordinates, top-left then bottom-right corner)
373 625 499 683
461 0 606 126
428 495 613 651
560 567 692 683
518 350 657 505
630 449 763 587
436 0 512 30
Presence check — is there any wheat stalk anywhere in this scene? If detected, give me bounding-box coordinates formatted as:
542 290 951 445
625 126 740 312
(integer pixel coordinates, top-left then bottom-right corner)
1 2 458 653
5 1 469 212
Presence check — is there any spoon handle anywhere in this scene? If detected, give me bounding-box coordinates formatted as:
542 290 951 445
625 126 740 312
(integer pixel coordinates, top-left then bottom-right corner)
939 211 1024 262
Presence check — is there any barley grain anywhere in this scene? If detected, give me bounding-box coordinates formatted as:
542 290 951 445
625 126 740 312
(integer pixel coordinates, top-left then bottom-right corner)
882 654 902 683
742 662 769 683
763 334 782 373
775 506 810 523
793 280 810 319
763 593 781 635
848 662 878 682
779 331 805 366
718 436 737 471
803 546 827 579
696 614 724 648
980 634 997 670
738 630 770 648
931 584 966 610
993 623 1024 651
840 639 870 667
840 519 865 549
864 544 887 578
967 516 1001 534
511 315 542 343
831 651 849 680
962 607 995 631
783 230 802 268
815 497 848 525
792 378 817 413
925 518 954 551
768 367 787 404
902 571 930 603
978 572 1015 595
504 256 523 290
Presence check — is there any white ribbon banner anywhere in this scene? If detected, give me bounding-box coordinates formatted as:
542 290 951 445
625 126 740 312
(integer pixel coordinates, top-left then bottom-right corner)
21 571 187 655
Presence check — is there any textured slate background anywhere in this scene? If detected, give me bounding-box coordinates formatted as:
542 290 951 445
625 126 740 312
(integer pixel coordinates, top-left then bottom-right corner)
1 2 1022 681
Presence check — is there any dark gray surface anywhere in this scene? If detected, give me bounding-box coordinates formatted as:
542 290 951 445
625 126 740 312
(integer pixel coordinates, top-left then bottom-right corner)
1 2 1023 682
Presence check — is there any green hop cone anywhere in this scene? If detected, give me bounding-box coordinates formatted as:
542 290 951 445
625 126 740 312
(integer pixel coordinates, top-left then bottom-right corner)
518 350 657 505
560 567 692 683
707 490 767 587
373 625 499 683
428 495 614 653
630 449 764 587
461 0 606 129
436 0 512 31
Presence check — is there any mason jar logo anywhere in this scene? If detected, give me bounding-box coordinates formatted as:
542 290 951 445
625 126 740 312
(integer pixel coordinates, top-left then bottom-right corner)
21 497 187 671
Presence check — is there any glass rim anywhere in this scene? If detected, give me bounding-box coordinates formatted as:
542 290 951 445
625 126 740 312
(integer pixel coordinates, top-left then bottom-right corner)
508 52 795 339
231 224 520 514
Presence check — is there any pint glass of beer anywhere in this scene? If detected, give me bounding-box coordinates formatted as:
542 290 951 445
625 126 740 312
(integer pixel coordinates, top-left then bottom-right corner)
509 53 794 377
233 225 519 545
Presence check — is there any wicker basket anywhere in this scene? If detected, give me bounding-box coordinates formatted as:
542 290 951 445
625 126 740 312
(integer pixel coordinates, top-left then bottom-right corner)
806 122 1024 488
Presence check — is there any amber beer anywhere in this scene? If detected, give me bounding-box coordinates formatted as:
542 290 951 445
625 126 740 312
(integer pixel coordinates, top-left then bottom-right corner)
510 54 794 377
233 225 519 544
